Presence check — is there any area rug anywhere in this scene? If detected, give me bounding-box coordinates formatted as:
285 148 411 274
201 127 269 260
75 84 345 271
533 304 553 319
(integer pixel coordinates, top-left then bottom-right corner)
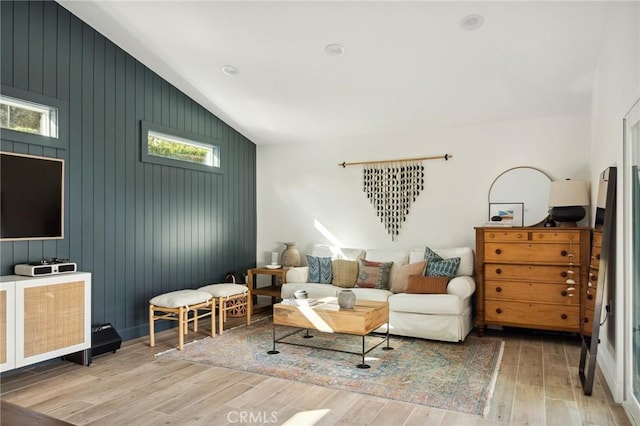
157 318 503 416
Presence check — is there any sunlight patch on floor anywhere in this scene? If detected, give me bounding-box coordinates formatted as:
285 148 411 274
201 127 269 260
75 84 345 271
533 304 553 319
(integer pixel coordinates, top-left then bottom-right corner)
281 409 331 425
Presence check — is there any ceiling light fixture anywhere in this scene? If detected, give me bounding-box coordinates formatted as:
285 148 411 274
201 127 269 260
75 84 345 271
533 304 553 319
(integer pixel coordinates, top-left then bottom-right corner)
459 14 484 31
221 65 239 76
325 44 345 56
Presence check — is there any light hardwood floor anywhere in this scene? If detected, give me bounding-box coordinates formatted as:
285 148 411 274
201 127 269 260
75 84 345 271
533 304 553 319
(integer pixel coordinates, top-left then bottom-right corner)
0 316 633 426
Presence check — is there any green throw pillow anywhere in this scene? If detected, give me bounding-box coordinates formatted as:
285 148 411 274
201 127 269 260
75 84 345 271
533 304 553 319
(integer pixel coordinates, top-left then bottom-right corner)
424 246 460 278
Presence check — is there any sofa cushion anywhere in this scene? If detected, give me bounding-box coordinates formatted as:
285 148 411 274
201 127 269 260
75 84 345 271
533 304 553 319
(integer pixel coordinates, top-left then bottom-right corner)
388 292 464 315
306 255 333 283
350 287 393 302
281 283 338 299
390 260 427 293
424 246 460 278
356 259 393 289
406 275 449 294
332 259 359 288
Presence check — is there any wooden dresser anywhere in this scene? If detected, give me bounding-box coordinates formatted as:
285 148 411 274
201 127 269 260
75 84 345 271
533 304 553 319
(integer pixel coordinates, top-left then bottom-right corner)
475 227 591 335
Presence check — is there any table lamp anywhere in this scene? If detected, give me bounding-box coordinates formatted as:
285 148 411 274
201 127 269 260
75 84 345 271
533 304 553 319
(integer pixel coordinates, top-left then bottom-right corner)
548 179 589 227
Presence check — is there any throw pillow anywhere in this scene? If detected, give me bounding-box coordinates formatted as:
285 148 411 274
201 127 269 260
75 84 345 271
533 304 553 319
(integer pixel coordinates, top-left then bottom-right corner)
423 246 461 278
356 259 393 289
306 255 333 284
332 259 359 288
390 260 428 293
406 275 450 294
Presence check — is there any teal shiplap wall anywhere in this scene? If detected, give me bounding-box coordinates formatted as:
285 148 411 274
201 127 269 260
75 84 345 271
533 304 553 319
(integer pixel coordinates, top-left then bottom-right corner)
0 1 257 340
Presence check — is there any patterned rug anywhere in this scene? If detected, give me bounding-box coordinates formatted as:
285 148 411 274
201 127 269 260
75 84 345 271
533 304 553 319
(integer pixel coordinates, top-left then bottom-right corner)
157 318 504 416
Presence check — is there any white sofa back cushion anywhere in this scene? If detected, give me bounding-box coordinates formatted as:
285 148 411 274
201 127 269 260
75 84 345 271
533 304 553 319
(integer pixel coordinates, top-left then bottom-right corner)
311 244 365 261
409 247 474 277
364 249 409 290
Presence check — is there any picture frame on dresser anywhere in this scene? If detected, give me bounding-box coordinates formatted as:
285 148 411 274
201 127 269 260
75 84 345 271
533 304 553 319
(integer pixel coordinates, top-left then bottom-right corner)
488 202 524 227
579 167 617 395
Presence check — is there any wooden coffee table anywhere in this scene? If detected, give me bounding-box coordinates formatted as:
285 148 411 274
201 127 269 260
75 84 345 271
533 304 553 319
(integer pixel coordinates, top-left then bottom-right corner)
268 298 392 368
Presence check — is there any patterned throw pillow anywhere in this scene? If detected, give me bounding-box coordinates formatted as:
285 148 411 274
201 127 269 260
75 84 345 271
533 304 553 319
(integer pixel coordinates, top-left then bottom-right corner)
356 259 393 289
332 259 359 288
390 260 428 293
406 275 450 294
306 255 333 284
423 246 461 278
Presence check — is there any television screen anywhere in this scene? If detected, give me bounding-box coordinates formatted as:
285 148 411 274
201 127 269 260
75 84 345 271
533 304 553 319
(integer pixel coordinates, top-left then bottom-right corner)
0 152 64 240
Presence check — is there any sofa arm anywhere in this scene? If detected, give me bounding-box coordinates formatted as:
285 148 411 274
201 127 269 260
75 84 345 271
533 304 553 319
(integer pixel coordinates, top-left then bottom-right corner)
447 276 476 299
286 267 309 283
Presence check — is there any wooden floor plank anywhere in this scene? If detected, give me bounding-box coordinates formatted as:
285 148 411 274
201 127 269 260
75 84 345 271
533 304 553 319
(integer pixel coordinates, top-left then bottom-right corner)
510 384 545 425
484 364 517 423
546 398 582 426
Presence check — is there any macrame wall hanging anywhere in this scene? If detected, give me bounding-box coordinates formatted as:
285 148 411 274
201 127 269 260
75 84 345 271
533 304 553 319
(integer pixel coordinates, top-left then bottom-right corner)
339 154 452 240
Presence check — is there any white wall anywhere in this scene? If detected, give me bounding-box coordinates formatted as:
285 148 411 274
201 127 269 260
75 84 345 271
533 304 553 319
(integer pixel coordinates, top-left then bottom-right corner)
257 113 590 264
589 0 640 406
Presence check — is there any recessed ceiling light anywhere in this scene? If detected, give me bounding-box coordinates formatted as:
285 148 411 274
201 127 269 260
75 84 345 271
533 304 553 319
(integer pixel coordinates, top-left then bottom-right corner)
325 44 345 56
221 65 239 76
459 14 484 31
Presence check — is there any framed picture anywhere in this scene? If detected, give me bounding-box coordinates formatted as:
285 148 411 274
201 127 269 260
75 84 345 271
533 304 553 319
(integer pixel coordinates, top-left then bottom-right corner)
489 202 524 227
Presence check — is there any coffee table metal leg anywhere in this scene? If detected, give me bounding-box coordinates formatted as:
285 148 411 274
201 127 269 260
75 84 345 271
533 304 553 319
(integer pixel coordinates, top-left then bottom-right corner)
383 323 393 351
303 329 313 339
357 335 371 369
267 324 279 355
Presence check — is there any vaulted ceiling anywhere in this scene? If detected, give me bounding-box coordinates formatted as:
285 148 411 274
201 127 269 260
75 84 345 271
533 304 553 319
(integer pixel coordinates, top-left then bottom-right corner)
58 1 610 146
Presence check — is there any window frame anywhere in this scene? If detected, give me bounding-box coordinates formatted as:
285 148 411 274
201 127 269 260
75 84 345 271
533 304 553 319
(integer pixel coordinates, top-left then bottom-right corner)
140 121 224 174
0 85 67 150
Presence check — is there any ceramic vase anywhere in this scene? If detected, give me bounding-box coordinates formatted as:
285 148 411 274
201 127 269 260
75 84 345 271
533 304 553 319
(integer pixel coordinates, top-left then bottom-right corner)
337 290 356 309
281 242 301 267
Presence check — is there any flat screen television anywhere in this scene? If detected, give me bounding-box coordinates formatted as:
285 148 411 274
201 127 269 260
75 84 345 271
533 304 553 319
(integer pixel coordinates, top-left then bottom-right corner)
0 151 64 240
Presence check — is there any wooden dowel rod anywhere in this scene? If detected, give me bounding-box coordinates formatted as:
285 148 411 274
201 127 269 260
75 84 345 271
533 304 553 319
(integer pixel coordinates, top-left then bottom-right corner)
338 153 452 168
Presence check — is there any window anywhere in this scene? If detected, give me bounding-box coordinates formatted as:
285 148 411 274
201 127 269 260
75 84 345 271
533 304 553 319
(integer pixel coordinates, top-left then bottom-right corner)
140 121 223 174
147 130 218 168
0 95 58 138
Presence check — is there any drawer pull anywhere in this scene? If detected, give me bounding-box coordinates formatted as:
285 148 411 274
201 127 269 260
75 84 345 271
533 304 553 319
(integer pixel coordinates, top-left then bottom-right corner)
495 249 502 255
561 250 568 256
588 294 593 300
495 268 502 275
597 254 601 260
496 287 502 293
561 314 568 320
584 317 589 323
496 308 502 314
561 271 567 277
561 290 567 296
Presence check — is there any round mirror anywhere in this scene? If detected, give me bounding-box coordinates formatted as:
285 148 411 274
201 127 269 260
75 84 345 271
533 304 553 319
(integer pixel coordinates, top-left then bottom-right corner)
489 166 551 226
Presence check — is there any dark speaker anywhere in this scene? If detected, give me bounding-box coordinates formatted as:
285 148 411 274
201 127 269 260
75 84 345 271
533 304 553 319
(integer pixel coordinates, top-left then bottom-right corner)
65 323 122 366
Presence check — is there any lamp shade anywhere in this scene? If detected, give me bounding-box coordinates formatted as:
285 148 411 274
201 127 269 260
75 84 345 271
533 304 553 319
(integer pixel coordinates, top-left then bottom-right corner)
548 179 589 207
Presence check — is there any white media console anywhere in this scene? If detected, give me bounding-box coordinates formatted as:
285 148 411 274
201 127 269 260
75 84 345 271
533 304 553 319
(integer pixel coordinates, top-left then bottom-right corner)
0 272 91 372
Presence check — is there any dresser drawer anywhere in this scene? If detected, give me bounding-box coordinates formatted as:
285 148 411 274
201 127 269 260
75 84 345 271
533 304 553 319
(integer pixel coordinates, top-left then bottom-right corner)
485 300 580 329
583 308 595 335
484 242 581 264
484 230 528 242
530 231 581 242
486 281 579 304
484 264 572 282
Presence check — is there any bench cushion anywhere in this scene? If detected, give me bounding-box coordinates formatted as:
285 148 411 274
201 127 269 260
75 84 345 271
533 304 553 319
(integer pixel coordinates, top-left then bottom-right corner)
199 283 248 297
149 289 212 308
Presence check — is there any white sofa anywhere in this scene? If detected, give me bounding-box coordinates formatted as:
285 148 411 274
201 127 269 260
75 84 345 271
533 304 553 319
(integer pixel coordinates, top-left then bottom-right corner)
281 245 475 342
